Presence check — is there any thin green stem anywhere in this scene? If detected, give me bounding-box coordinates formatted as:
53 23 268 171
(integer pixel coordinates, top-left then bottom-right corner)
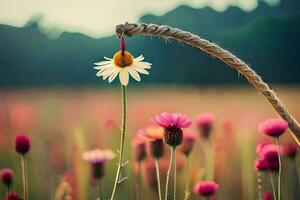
98 179 102 200
257 172 262 200
137 161 141 200
155 159 162 200
269 172 277 200
207 138 214 181
165 147 174 200
173 148 177 200
110 85 127 200
21 155 28 200
276 137 282 200
184 155 190 200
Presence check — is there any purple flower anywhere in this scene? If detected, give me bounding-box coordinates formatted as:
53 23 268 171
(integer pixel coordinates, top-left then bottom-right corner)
82 149 115 165
263 191 273 200
153 112 192 129
6 192 21 200
153 112 192 147
260 144 279 162
82 149 115 179
194 181 218 197
1 168 13 187
254 158 268 171
258 119 288 137
15 135 31 154
282 142 297 159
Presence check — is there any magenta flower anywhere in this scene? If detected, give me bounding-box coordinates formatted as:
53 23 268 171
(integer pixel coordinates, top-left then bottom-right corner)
153 112 192 129
263 192 273 200
195 113 215 127
260 144 280 162
256 141 271 154
82 149 115 179
15 135 31 154
195 112 215 138
6 192 21 200
254 158 268 171
153 112 192 147
1 168 13 187
180 130 198 156
83 149 115 165
131 134 147 162
258 119 288 137
194 181 218 197
282 142 297 159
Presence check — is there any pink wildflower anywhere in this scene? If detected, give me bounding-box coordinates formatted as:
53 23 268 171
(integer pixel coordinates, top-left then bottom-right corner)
258 119 288 137
194 181 218 197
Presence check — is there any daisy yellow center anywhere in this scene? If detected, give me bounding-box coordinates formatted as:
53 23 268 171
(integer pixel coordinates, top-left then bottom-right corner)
113 50 134 68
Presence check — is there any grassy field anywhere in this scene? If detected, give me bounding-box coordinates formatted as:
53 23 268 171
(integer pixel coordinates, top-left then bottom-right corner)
0 86 299 200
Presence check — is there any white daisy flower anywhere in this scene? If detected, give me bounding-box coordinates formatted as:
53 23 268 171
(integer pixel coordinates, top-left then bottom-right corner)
94 50 152 86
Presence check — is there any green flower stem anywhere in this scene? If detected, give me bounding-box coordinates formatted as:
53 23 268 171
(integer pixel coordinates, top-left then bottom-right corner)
165 147 175 200
173 148 177 200
257 172 262 200
207 138 214 181
155 159 162 200
137 161 141 200
110 85 127 200
269 172 277 200
21 155 28 200
98 179 102 200
184 155 190 200
276 137 282 200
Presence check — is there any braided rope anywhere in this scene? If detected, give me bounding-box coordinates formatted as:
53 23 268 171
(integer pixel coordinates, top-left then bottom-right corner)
115 22 300 145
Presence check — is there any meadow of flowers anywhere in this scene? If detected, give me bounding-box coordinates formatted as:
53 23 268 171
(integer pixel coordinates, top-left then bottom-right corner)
0 85 299 200
0 37 299 200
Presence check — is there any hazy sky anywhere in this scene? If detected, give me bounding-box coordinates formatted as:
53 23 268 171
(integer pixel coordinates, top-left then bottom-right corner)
0 0 280 38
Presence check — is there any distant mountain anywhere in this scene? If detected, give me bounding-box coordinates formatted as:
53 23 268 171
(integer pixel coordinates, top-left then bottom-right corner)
0 0 299 86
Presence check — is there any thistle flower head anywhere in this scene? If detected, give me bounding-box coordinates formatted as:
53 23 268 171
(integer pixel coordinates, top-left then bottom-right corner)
282 142 297 159
14 134 31 155
82 149 115 165
142 127 165 159
263 192 273 200
195 113 215 127
258 118 288 137
180 130 197 156
194 181 219 197
254 158 268 171
143 127 164 141
83 149 115 179
260 144 280 162
6 192 21 200
153 112 192 129
94 51 151 86
153 112 192 147
1 168 13 187
132 134 147 162
195 112 215 138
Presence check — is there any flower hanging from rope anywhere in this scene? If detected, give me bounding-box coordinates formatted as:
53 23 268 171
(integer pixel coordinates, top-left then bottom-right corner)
94 38 151 86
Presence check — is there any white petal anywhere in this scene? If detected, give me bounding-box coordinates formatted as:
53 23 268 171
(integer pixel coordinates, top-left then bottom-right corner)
94 60 112 66
138 62 152 69
94 64 113 70
108 68 120 83
134 55 144 62
133 65 149 75
102 68 117 80
127 67 141 81
119 69 129 86
98 67 115 78
104 57 112 60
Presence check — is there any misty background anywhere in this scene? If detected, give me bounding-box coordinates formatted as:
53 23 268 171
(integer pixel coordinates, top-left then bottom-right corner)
0 0 299 87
